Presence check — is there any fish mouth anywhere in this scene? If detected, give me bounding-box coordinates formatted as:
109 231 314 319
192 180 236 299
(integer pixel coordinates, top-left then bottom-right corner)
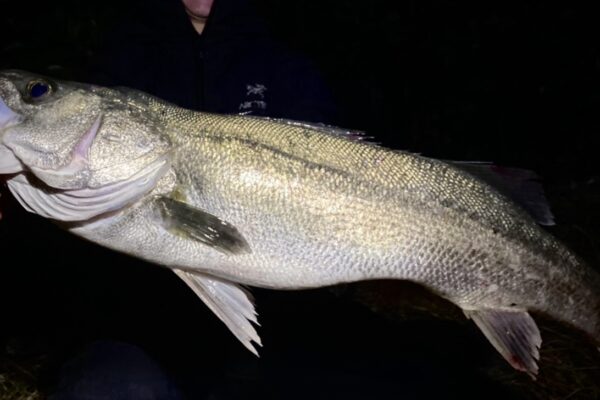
0 97 23 174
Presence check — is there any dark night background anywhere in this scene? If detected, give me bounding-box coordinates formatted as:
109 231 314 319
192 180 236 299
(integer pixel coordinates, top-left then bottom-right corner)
1 0 599 399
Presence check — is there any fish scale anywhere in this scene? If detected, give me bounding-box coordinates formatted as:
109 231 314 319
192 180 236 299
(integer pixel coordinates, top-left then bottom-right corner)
0 70 598 376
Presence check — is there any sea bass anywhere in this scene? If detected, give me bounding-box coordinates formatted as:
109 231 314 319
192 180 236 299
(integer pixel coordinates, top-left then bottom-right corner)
0 70 598 377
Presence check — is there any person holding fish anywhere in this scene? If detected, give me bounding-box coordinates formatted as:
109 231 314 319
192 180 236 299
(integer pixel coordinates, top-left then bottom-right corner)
88 0 341 123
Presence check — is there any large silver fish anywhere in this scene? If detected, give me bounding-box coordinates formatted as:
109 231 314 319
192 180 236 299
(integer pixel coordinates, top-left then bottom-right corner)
0 70 598 377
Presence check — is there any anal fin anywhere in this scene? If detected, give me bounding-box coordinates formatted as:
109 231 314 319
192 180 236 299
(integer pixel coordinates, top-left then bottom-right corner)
464 309 542 379
173 269 261 355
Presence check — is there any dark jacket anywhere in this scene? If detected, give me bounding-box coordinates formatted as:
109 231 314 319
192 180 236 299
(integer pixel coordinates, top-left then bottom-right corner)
89 0 339 124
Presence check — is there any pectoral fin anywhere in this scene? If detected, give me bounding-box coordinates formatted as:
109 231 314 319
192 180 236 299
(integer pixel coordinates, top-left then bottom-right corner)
173 269 261 355
156 197 250 255
464 309 542 379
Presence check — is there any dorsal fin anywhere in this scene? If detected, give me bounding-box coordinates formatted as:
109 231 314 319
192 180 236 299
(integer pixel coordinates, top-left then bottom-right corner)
449 161 555 226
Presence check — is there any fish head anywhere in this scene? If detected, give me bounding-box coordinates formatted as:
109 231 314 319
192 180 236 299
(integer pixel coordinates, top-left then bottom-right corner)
0 70 103 185
0 70 171 188
0 70 172 221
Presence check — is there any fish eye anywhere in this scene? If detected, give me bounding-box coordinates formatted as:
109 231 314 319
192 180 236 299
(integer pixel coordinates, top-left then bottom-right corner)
26 79 53 100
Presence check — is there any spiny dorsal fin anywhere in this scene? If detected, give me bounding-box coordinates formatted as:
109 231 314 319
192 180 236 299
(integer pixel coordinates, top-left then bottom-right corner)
173 269 261 355
449 161 555 226
155 197 250 254
464 309 542 379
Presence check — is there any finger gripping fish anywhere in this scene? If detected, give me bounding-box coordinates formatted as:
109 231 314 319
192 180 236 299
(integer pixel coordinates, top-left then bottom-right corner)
0 70 598 378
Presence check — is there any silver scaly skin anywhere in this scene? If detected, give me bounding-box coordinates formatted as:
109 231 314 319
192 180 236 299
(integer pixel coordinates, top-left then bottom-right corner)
0 70 598 377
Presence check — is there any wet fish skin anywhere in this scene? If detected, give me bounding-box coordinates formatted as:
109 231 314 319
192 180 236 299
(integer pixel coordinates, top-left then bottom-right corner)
0 70 598 377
